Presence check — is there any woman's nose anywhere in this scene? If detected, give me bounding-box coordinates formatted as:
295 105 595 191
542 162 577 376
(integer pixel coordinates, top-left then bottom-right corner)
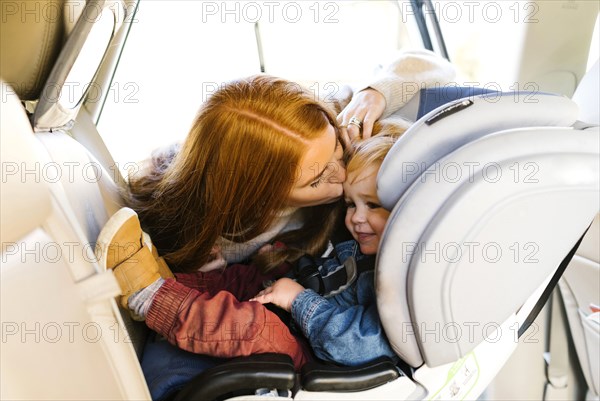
327 160 346 184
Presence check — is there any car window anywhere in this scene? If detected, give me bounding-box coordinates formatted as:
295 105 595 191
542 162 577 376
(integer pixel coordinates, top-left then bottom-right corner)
438 1 528 87
97 0 415 177
441 2 599 89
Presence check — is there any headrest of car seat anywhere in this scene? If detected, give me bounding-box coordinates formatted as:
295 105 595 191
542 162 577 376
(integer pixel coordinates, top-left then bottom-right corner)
0 81 52 243
0 0 66 101
33 0 123 131
376 124 599 368
572 60 599 125
377 92 579 210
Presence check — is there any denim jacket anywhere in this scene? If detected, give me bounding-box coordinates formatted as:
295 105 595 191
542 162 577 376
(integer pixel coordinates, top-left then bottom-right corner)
290 240 398 366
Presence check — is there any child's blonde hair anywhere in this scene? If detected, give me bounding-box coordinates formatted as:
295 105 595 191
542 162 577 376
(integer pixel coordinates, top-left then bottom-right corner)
346 122 403 184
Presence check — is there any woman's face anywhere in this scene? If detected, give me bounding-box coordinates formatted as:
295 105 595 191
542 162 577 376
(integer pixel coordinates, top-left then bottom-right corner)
286 124 346 207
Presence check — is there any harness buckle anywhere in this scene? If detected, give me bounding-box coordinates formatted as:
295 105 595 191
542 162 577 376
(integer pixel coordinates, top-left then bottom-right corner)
294 255 325 295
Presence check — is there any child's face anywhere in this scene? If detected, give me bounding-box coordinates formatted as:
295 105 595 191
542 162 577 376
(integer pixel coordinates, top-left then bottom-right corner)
343 164 390 255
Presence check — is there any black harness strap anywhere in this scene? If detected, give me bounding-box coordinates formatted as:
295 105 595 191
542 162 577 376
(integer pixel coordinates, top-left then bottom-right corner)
295 255 376 297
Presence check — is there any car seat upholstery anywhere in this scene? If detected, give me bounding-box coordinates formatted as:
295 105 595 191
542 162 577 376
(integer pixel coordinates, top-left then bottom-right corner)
27 0 150 353
0 0 65 101
1 80 150 400
1 0 151 399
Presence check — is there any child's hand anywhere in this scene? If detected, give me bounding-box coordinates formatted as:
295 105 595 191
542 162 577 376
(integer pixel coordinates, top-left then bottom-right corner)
250 278 305 312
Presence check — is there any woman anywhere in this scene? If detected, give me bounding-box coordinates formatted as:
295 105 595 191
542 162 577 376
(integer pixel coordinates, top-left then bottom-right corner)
99 74 346 370
97 50 455 371
127 75 345 274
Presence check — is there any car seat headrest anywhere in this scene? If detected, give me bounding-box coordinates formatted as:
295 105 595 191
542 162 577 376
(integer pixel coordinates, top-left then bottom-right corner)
33 0 124 131
377 92 579 210
0 0 66 101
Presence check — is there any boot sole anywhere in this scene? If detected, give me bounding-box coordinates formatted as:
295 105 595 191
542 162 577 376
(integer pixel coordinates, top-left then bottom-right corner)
96 207 139 270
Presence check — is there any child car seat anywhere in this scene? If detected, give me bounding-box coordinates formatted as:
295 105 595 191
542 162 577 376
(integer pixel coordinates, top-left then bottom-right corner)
164 90 599 400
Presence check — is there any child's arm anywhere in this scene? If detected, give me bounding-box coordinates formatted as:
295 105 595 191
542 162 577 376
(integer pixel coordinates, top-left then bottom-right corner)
252 275 398 366
251 278 304 312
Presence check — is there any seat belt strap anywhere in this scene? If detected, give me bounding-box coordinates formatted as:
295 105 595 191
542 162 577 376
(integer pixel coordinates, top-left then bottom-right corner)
519 224 591 337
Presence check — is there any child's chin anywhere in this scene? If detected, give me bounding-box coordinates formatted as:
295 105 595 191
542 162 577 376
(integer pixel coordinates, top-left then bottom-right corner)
358 243 378 255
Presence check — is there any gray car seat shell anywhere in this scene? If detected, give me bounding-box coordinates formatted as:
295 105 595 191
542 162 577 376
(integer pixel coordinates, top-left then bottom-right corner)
376 93 598 368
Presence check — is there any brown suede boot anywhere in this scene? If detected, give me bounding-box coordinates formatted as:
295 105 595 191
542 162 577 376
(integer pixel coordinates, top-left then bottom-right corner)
142 231 175 280
96 207 172 309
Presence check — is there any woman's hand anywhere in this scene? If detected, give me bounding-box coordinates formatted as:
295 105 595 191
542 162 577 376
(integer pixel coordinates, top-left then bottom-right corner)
337 88 386 144
250 278 305 312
